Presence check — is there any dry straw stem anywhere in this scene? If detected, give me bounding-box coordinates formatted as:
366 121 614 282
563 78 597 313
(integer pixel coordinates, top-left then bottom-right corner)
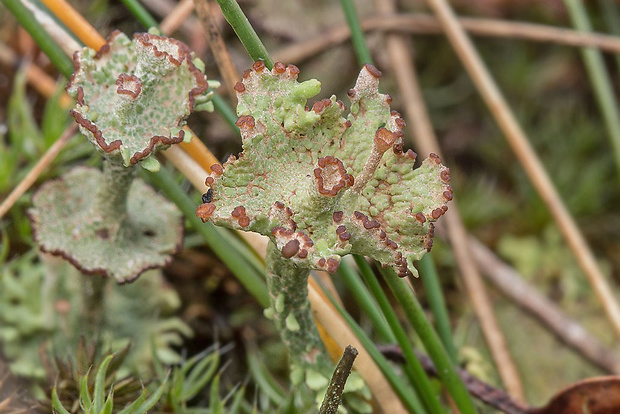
469 236 620 375
160 0 194 35
423 0 620 340
192 0 240 102
0 123 77 219
0 43 73 107
308 278 407 414
40 0 104 52
151 0 205 46
373 0 525 401
273 13 620 64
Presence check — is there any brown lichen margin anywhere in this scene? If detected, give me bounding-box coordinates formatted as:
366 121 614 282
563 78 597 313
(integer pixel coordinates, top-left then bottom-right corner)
70 110 122 153
129 130 186 165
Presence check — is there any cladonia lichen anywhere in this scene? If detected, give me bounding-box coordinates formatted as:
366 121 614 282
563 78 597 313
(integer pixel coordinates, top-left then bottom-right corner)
195 61 452 401
196 61 452 277
30 30 215 284
66 29 214 170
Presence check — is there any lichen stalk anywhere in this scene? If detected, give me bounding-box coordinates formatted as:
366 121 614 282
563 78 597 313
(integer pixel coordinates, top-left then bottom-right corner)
81 274 108 334
265 241 332 373
92 160 136 232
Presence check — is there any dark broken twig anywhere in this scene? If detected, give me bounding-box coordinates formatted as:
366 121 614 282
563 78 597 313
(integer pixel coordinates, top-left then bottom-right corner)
319 345 359 414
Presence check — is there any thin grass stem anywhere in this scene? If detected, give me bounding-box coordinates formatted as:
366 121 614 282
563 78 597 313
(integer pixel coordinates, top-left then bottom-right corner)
214 0 273 69
417 255 458 363
336 260 395 343
563 0 620 182
119 0 159 29
353 255 443 413
212 93 240 132
339 0 372 65
379 266 477 414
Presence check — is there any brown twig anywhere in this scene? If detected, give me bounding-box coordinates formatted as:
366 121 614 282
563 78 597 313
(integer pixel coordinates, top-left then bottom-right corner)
160 0 194 35
142 0 205 49
423 0 620 340
193 0 240 101
319 345 358 414
273 13 620 64
373 0 525 401
469 236 620 375
0 123 77 219
308 280 408 413
379 345 529 414
0 43 72 108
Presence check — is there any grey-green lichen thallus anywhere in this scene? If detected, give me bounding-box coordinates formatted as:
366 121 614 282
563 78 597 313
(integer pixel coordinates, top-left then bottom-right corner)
195 61 452 382
29 30 215 284
196 61 452 278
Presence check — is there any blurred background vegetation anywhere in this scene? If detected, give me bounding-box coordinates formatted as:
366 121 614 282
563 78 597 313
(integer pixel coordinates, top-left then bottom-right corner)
1 0 620 412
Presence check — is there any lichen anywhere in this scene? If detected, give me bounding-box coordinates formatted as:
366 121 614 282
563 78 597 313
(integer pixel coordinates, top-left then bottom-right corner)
29 166 183 283
66 29 213 169
197 62 452 277
30 30 216 283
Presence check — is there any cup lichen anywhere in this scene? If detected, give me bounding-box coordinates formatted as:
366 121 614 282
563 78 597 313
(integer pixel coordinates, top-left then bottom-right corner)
196 62 452 277
195 62 453 398
29 30 215 283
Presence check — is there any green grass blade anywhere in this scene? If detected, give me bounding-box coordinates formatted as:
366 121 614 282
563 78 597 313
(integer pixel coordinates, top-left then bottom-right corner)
93 355 115 412
209 374 224 413
228 385 245 413
336 260 394 343
215 0 274 69
102 391 114 414
213 225 266 274
353 255 443 414
118 0 158 28
380 267 477 414
79 371 92 411
182 351 220 400
135 380 169 412
212 92 241 132
245 351 285 405
339 0 372 65
417 255 458 363
51 388 72 414
563 0 620 182
116 390 147 414
1 0 74 78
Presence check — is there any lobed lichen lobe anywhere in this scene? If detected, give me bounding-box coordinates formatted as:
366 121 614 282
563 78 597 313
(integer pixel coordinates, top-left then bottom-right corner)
197 62 452 276
67 30 211 168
